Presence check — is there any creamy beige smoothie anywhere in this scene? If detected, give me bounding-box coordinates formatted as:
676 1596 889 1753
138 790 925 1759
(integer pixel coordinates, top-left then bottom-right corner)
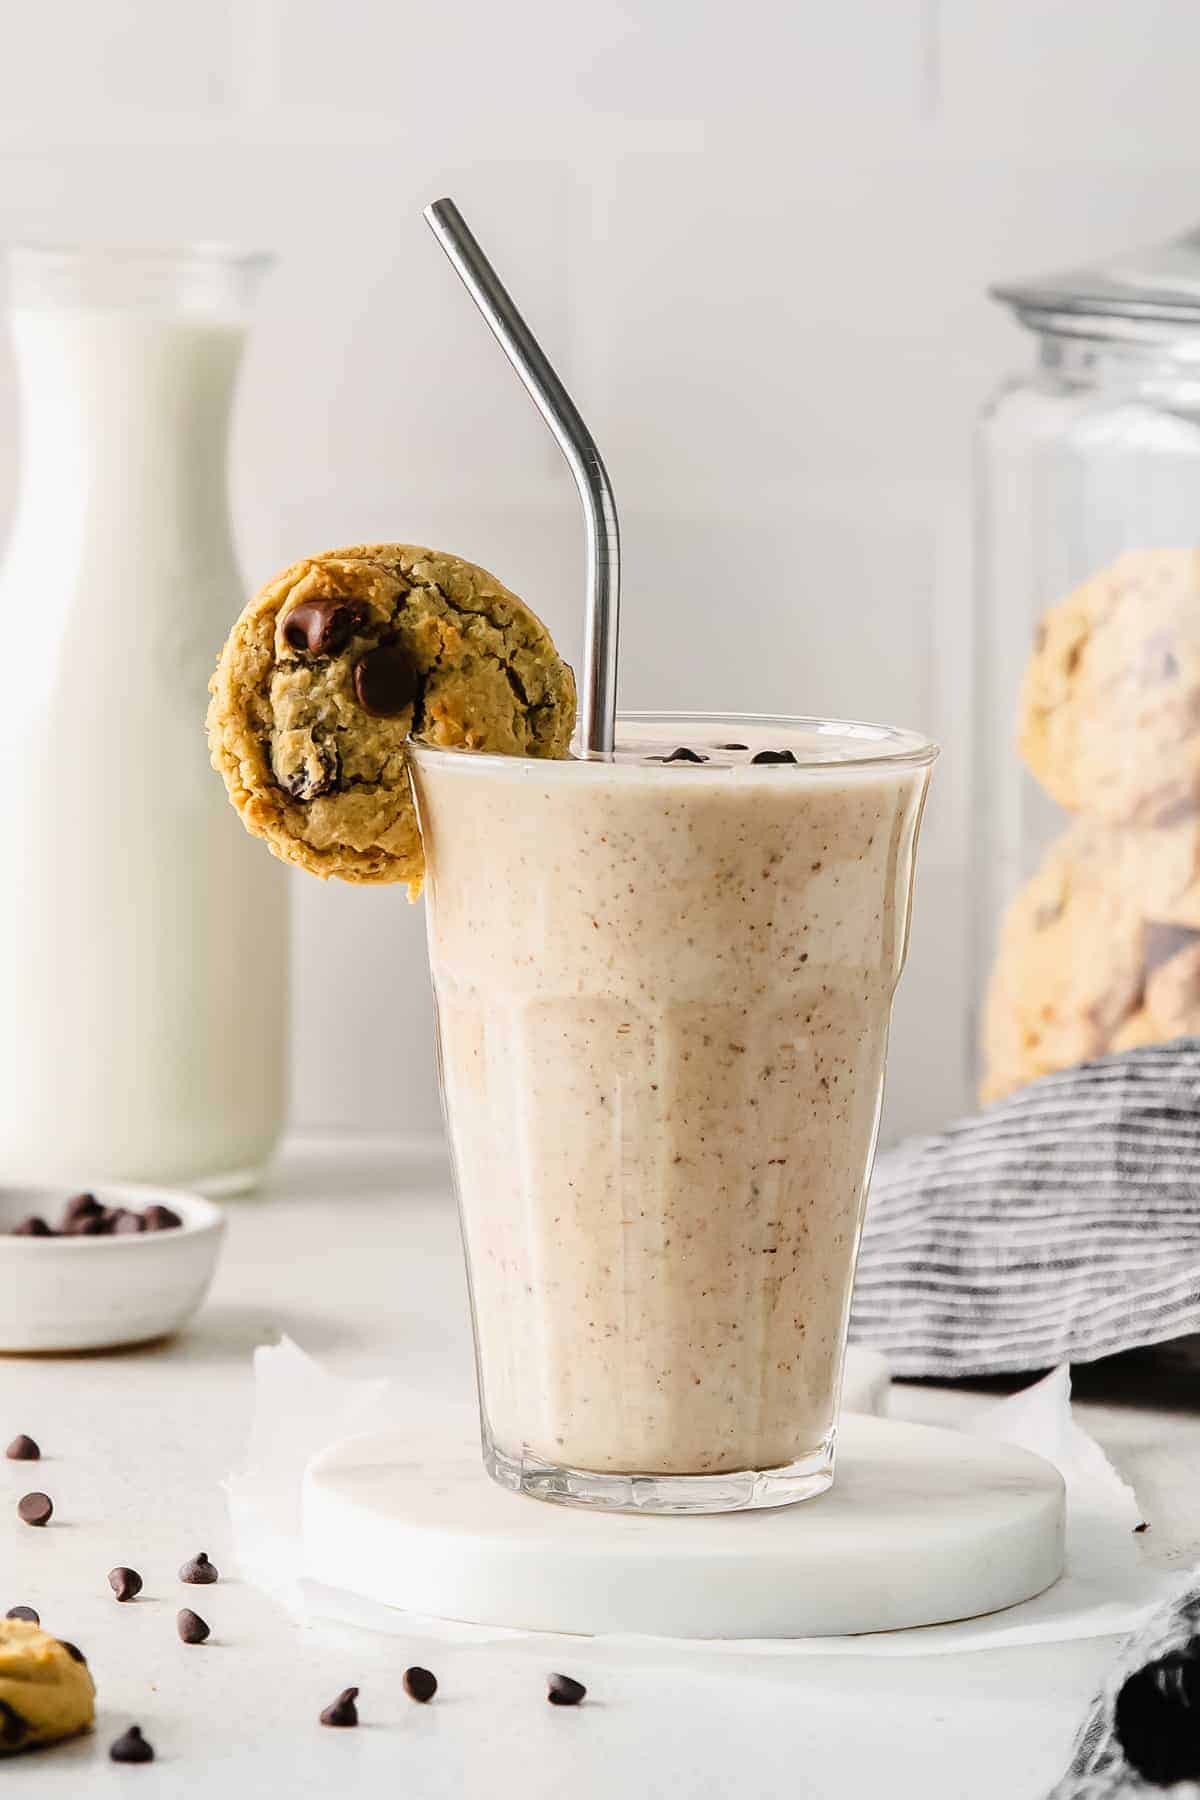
412 716 934 1510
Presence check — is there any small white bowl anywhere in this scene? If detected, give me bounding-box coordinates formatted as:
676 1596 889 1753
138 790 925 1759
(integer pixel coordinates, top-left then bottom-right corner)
0 1184 225 1353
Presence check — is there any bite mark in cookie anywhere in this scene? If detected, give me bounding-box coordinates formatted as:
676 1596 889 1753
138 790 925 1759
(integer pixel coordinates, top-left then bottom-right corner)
207 543 576 892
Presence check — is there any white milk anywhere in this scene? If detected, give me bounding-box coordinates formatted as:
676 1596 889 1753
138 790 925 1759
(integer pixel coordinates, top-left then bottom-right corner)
0 292 287 1188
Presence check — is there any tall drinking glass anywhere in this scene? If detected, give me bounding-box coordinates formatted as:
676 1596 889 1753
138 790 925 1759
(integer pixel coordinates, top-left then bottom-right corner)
411 715 936 1513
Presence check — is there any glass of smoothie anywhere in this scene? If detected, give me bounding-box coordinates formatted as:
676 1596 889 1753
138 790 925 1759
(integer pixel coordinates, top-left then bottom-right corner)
410 713 936 1513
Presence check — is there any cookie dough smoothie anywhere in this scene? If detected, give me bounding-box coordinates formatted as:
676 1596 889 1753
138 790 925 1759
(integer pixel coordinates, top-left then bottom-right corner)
412 715 935 1510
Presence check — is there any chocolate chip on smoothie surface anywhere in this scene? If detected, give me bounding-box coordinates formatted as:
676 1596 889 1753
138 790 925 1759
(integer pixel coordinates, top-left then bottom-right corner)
59 1641 86 1664
5 1436 39 1461
17 1493 52 1527
352 645 418 718
752 749 799 766
653 747 708 764
718 742 748 750
283 597 366 657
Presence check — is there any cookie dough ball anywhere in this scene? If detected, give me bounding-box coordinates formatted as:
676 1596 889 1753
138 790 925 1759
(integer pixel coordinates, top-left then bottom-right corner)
207 543 577 892
1019 547 1200 827
981 827 1145 1102
0 1620 95 1754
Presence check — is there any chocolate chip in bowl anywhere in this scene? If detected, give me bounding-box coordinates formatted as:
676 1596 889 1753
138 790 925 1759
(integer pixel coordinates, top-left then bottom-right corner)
0 1184 225 1353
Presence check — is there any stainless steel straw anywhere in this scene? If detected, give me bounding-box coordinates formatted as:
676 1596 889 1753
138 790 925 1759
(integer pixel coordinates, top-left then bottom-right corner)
423 197 620 757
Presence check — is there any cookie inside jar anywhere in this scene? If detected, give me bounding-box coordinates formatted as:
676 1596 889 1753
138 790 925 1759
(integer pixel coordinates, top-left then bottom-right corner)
977 230 1200 1103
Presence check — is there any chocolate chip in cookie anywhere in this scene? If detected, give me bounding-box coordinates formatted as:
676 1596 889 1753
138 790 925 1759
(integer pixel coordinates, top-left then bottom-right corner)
279 734 342 803
0 1701 29 1749
353 645 418 718
283 597 366 658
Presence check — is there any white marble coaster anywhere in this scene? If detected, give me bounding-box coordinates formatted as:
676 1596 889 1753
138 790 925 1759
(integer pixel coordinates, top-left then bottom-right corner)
302 1413 1065 1639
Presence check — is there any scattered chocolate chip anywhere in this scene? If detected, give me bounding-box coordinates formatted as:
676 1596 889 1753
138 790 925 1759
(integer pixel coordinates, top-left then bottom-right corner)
59 1641 86 1663
5 1605 38 1624
1115 1648 1200 1786
403 1666 437 1703
320 1687 359 1728
177 1608 210 1645
353 645 418 718
5 1436 39 1462
105 1208 145 1235
751 749 799 765
283 597 366 658
109 1567 143 1603
179 1551 218 1584
652 746 708 764
10 1216 53 1237
0 1700 29 1747
17 1493 52 1528
142 1204 182 1232
110 1724 155 1764
547 1673 587 1706
1134 1520 1150 1534
62 1192 101 1226
718 742 748 751
1143 921 1200 977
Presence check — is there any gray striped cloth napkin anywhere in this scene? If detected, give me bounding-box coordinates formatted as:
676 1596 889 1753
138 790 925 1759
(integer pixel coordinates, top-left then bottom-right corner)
1049 1573 1200 1796
851 1038 1200 1379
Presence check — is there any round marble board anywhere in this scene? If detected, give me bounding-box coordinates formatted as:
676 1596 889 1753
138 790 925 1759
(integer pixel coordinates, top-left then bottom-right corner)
302 1413 1065 1639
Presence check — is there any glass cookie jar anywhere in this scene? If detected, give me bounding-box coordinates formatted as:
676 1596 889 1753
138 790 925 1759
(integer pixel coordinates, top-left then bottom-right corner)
975 225 1200 1103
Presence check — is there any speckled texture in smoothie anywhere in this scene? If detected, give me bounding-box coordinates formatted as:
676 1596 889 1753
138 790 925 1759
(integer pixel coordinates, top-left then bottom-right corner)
413 722 932 1477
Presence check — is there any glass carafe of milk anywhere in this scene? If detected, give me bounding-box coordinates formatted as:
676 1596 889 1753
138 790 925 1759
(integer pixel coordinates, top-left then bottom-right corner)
0 245 287 1190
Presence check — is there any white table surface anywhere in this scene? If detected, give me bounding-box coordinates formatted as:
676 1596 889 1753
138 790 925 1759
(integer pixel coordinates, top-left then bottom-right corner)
2 1138 1196 1799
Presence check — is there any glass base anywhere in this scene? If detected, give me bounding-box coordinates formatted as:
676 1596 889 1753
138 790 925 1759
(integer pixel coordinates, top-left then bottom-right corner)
484 1434 835 1515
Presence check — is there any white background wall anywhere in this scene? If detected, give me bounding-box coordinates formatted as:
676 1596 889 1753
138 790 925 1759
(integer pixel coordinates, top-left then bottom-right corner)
2 0 1199 1147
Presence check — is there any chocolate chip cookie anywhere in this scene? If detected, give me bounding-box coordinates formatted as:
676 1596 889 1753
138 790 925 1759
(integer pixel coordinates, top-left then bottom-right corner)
982 824 1200 1101
1019 547 1200 827
207 543 576 891
0 1620 95 1754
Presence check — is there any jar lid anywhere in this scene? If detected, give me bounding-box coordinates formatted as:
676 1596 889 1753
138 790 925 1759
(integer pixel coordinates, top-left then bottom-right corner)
992 224 1200 330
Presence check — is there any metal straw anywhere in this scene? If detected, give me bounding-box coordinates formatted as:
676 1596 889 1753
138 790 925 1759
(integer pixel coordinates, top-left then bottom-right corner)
423 197 620 756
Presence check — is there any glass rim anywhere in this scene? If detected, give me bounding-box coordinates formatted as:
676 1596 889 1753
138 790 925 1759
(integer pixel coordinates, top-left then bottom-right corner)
410 710 939 776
